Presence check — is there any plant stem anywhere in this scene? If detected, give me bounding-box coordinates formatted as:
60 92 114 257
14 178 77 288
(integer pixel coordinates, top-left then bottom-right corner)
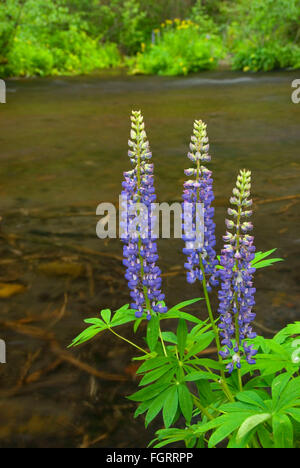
159 326 167 357
136 120 167 359
195 158 234 402
192 395 214 421
109 328 149 355
199 261 222 354
199 261 234 402
234 201 243 392
136 120 151 312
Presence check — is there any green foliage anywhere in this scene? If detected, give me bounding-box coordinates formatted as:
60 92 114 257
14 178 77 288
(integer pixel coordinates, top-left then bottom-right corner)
69 247 298 448
1 0 299 76
225 0 300 71
151 321 300 448
153 370 300 448
69 297 204 348
68 304 137 347
232 42 300 72
0 0 121 77
189 0 219 34
251 249 283 269
128 19 225 76
129 314 221 429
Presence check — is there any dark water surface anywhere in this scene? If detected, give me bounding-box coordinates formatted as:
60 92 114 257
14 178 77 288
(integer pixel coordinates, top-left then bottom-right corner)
0 71 299 447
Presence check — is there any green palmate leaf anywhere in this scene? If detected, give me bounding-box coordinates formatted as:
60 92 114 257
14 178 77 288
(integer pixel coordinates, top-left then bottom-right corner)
128 382 170 402
111 304 129 322
207 414 254 448
273 413 294 449
262 339 291 358
153 439 182 449
185 331 215 359
139 364 174 387
147 314 160 352
253 258 283 269
196 436 205 449
161 332 178 344
163 311 203 324
137 356 170 374
83 318 105 325
257 425 274 448
112 314 140 327
271 372 292 408
153 427 196 448
237 413 271 441
253 354 296 376
217 249 283 271
101 308 111 324
167 298 203 313
244 375 273 390
163 386 179 428
196 380 217 407
111 305 137 326
227 431 255 449
195 415 227 434
189 321 211 338
220 401 261 413
134 399 154 418
286 408 300 423
274 322 300 344
161 298 205 325
178 384 193 424
277 376 300 410
145 387 172 427
134 317 143 333
69 304 139 348
189 358 224 370
184 371 219 382
236 391 268 410
177 319 188 359
251 248 283 269
68 324 104 347
156 368 178 385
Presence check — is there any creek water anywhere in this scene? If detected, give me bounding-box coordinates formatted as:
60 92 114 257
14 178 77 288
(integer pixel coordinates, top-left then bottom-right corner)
0 70 299 447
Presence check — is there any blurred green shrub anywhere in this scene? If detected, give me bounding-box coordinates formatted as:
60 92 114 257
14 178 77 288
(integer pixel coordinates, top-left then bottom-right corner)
128 18 225 76
224 0 300 71
0 0 299 77
232 42 300 72
0 0 121 77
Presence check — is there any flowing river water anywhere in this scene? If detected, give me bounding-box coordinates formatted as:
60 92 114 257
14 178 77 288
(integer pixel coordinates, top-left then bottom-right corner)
0 71 299 447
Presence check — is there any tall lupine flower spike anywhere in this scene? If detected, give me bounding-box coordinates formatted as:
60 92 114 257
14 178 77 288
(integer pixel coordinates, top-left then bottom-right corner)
182 120 218 291
218 169 258 373
121 111 167 320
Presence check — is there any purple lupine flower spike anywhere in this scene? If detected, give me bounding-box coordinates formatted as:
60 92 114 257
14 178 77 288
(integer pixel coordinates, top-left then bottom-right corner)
218 169 257 372
182 120 218 291
121 111 167 320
